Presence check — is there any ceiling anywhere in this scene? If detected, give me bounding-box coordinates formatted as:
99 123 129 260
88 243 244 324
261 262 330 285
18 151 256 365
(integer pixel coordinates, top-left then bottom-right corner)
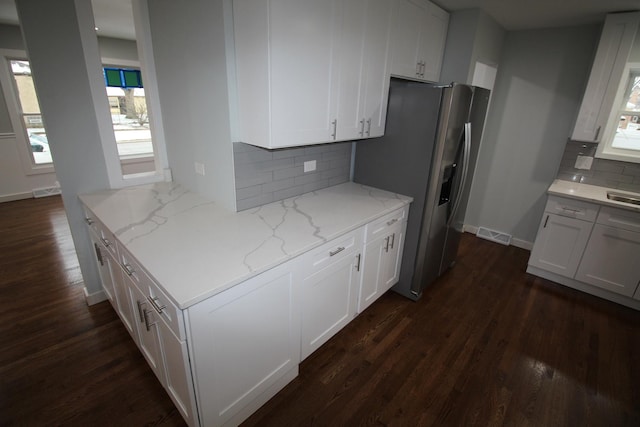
0 0 638 39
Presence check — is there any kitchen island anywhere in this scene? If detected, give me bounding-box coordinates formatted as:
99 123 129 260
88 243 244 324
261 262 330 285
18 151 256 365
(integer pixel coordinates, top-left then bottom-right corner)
80 181 412 426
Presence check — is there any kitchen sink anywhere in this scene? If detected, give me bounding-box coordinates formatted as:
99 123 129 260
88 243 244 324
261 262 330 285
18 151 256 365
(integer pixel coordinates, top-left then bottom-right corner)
606 191 640 206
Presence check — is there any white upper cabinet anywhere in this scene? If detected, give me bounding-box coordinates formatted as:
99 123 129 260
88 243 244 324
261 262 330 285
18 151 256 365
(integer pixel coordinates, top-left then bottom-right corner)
390 0 449 82
572 12 640 142
233 0 394 148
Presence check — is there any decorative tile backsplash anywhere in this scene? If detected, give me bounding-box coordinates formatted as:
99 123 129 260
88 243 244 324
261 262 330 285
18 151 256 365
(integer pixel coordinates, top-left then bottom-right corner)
233 142 352 211
556 140 640 192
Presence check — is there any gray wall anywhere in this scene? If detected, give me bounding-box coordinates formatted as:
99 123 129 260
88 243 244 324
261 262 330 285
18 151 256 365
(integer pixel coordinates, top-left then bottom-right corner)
147 0 236 211
440 9 505 85
465 24 600 245
234 142 351 211
16 0 114 295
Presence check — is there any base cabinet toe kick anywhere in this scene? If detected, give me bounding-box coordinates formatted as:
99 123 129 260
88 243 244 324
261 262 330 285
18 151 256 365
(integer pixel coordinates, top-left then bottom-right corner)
527 193 640 310
83 203 409 426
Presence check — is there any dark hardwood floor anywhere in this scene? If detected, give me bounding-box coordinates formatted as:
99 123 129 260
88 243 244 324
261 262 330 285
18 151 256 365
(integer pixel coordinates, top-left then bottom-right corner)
1 196 639 426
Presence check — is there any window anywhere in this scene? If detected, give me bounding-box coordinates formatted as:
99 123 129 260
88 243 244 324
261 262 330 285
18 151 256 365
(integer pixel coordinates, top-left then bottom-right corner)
597 63 640 163
104 66 154 160
611 70 640 152
9 59 51 165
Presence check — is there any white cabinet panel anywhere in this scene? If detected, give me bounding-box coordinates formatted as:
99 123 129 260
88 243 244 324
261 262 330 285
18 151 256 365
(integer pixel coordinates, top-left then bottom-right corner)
359 216 406 312
88 230 116 305
528 213 594 279
129 279 165 384
187 262 300 427
300 230 362 360
575 224 640 297
233 0 393 148
572 12 640 142
390 0 449 82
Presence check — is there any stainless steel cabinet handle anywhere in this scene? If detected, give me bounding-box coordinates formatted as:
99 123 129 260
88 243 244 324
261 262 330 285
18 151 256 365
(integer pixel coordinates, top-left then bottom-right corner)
543 215 549 228
384 236 390 252
147 295 166 313
94 243 104 266
359 119 365 137
123 263 135 276
386 218 398 226
416 61 421 76
331 119 337 140
136 300 146 323
366 118 371 137
100 237 111 247
561 207 581 214
85 217 94 225
329 246 345 257
355 253 361 272
390 233 395 249
143 308 156 331
594 125 601 141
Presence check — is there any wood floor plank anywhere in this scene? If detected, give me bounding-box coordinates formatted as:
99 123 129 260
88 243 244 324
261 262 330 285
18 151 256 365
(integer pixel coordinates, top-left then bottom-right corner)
2 196 639 426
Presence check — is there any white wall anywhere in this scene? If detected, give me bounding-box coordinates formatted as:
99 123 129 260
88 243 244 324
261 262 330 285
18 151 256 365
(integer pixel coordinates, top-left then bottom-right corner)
465 24 601 247
147 0 236 210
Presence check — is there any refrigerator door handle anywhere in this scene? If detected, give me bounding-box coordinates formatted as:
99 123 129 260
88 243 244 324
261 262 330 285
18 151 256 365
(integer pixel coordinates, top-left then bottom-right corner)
447 122 472 228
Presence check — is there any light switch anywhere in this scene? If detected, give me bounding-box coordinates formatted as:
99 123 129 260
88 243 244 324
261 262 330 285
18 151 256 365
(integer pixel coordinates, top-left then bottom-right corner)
304 160 316 173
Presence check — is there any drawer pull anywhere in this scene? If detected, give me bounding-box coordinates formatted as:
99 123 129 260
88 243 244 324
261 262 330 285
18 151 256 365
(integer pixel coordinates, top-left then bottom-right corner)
100 237 111 247
123 263 135 276
560 207 581 214
85 217 94 225
387 218 398 226
147 295 166 314
329 247 345 257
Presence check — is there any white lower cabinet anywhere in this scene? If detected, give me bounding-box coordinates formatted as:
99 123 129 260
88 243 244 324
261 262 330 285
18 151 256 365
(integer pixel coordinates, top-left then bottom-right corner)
129 280 165 384
528 213 594 278
358 207 407 313
300 229 363 360
84 203 410 426
186 261 300 427
529 194 640 308
88 229 116 306
574 206 640 297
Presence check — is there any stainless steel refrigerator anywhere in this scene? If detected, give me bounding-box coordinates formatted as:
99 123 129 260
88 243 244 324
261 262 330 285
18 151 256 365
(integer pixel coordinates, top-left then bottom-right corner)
354 79 490 300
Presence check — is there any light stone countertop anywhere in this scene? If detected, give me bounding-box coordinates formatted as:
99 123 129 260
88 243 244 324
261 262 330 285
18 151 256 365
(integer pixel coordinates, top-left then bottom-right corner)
79 181 412 309
548 179 640 213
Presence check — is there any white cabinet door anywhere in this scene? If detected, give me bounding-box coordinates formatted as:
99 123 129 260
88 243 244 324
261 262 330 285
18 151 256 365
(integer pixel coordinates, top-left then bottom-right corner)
88 230 116 305
390 0 449 82
575 224 640 297
528 213 594 279
419 1 449 83
336 0 393 140
111 262 137 340
129 280 165 385
571 12 640 142
156 319 198 426
186 262 300 427
382 220 406 290
234 0 340 148
300 250 361 360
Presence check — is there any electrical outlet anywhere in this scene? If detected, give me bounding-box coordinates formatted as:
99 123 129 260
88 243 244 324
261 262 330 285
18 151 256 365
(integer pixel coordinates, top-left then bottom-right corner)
575 155 593 170
195 162 205 176
304 160 316 173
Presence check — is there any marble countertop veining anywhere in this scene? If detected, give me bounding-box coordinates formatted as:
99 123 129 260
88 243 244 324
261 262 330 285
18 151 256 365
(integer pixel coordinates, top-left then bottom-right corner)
548 179 640 213
79 182 412 309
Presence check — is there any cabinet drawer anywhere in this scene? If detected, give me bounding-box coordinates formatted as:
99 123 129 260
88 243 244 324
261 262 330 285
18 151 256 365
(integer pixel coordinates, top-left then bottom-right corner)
83 206 118 258
303 228 364 275
597 206 640 232
365 206 408 243
545 196 599 222
119 245 185 340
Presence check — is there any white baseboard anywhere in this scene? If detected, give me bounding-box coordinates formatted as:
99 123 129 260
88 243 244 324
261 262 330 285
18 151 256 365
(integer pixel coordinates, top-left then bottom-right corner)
463 224 532 251
83 287 108 306
0 191 32 203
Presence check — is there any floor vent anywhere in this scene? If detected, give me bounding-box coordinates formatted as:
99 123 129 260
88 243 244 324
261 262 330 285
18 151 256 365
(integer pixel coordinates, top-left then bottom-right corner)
33 186 61 198
476 227 512 246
